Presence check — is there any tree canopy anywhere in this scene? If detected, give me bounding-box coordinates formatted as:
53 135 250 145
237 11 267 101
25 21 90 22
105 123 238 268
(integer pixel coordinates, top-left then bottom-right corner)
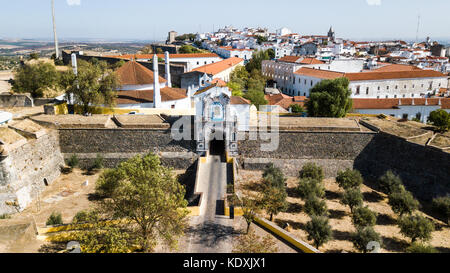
59 59 120 114
12 61 59 98
428 109 450 132
306 77 352 117
95 153 189 252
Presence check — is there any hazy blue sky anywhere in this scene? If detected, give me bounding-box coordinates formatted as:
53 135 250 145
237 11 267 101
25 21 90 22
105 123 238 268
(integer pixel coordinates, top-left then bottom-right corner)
1 0 449 41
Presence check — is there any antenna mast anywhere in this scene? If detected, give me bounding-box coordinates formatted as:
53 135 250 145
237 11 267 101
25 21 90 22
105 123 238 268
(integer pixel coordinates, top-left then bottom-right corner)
415 14 421 43
51 0 59 58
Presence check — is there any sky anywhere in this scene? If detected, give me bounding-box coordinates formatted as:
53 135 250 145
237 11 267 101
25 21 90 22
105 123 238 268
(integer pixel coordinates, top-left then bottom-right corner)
0 0 449 42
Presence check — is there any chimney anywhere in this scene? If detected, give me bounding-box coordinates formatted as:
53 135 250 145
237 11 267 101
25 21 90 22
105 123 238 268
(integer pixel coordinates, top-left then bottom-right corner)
165 51 172 87
438 98 442 106
153 54 161 108
425 98 428 105
398 99 402 106
412 98 415 105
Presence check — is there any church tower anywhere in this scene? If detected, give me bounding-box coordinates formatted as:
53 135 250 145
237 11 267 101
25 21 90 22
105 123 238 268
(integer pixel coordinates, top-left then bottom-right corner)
328 26 335 42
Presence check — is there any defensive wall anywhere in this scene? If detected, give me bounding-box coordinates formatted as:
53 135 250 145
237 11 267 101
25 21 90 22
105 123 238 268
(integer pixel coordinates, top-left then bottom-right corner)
1 114 449 215
0 120 64 215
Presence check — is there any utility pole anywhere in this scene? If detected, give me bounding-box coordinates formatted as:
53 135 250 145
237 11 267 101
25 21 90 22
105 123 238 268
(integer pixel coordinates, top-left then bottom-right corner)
51 0 60 59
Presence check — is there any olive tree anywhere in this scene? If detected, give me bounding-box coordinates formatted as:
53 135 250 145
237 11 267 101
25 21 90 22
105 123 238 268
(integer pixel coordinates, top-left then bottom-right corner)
305 216 333 250
341 187 363 213
398 214 434 243
336 169 363 190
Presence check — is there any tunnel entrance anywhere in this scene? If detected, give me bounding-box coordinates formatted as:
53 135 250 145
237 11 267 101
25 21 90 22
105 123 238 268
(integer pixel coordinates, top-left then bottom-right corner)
209 138 225 156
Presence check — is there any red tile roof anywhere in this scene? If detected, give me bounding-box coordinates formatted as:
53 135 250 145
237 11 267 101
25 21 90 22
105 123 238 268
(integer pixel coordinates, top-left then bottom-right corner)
265 93 304 109
346 70 447 81
116 61 166 86
116 87 187 104
352 98 447 109
230 96 251 105
109 53 220 60
278 56 324 64
192 57 244 75
294 68 345 79
372 64 422 72
294 67 447 81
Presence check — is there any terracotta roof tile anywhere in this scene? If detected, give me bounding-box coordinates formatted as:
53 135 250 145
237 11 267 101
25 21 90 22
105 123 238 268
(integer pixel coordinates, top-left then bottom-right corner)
372 64 422 72
192 57 244 75
352 98 446 109
116 61 166 86
116 87 187 104
230 96 251 105
294 68 345 79
294 67 447 81
109 53 220 60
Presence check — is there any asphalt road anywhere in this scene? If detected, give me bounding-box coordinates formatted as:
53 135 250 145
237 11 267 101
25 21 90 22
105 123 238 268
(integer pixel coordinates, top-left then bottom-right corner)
185 155 237 253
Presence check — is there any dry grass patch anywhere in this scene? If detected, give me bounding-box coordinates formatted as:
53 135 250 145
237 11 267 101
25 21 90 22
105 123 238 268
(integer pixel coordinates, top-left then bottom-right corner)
237 170 450 253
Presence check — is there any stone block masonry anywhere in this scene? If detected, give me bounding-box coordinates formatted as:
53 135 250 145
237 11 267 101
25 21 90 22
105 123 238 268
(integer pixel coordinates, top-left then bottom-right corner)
0 130 64 214
58 128 198 169
238 131 376 177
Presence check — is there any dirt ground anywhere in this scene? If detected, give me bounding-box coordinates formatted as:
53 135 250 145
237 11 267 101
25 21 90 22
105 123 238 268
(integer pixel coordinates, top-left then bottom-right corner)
236 170 450 253
0 169 101 253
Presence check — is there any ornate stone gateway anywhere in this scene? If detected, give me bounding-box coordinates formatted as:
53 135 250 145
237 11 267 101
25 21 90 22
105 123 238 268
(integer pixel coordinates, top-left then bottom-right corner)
194 84 239 157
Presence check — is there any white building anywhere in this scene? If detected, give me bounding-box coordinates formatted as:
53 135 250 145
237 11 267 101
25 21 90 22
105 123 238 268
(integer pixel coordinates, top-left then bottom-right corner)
110 53 223 72
292 67 448 98
193 82 251 156
276 27 292 37
353 98 450 122
191 57 245 82
115 54 190 109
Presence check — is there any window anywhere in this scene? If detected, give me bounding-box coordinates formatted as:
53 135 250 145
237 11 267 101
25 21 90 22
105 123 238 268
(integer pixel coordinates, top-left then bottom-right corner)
411 94 414 97
428 81 433 90
394 95 397 98
412 84 415 88
387 86 390 90
311 80 313 86
403 94 406 98
395 85 398 89
197 61 199 65
402 113 409 120
304 79 307 84
404 85 407 89
378 86 380 91
415 112 422 121
366 87 369 95
386 95 389 98
356 85 361 95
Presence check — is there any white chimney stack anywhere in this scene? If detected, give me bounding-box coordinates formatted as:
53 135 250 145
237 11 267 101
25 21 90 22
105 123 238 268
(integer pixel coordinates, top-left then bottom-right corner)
153 54 162 108
165 51 172 88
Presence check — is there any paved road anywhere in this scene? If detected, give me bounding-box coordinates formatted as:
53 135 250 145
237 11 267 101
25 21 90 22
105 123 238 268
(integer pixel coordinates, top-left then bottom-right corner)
185 155 237 253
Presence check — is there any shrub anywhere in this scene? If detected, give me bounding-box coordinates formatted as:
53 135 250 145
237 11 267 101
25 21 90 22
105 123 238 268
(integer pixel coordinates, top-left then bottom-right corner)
90 154 104 171
341 187 363 213
378 170 403 195
305 216 333 250
428 109 450 132
0 214 11 220
72 210 99 224
46 212 63 226
232 229 278 253
388 187 419 216
263 164 286 189
398 214 434 243
351 226 382 253
96 168 122 197
290 104 305 114
297 178 325 199
299 163 324 181
336 169 363 190
352 206 377 228
406 243 439 253
67 154 79 169
431 196 450 223
304 195 328 217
